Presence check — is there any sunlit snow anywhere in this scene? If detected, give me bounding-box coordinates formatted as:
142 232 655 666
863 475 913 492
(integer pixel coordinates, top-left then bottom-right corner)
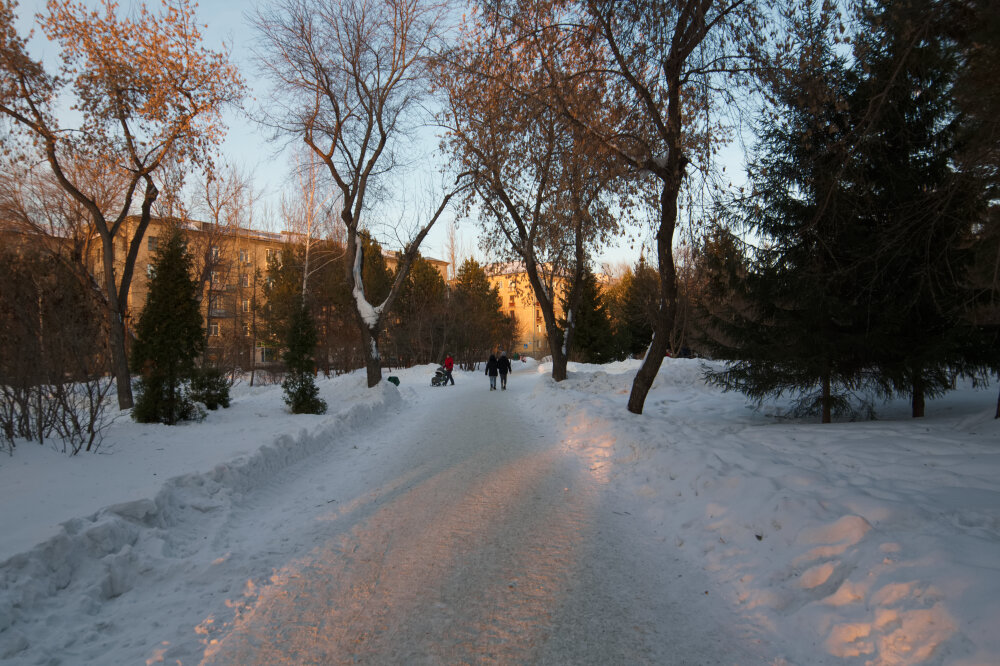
0 358 997 664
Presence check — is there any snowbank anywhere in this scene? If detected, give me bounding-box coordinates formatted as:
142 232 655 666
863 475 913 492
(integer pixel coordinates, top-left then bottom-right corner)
0 375 402 657
528 358 1000 665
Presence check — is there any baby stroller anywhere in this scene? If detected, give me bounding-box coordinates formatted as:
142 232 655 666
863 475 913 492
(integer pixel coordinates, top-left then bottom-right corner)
431 365 449 387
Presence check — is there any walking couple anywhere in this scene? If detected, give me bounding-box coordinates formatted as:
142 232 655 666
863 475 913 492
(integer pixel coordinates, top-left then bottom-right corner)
485 351 512 391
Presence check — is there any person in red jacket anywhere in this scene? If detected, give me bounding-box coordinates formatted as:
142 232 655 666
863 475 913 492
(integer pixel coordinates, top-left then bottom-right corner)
443 353 455 385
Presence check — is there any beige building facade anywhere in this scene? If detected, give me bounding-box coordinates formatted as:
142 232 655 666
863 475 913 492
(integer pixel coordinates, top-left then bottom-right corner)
487 264 566 359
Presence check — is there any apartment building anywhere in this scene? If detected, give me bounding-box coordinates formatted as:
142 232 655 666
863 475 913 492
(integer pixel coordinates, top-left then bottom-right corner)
128 218 293 366
487 263 567 358
135 221 449 366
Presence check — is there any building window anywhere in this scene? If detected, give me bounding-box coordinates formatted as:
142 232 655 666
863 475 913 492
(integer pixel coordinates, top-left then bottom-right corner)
265 248 275 262
146 263 154 278
242 299 250 313
242 322 251 337
209 322 220 337
509 310 515 319
211 246 221 261
211 271 221 286
147 236 158 252
508 295 515 306
239 249 249 264
241 273 250 288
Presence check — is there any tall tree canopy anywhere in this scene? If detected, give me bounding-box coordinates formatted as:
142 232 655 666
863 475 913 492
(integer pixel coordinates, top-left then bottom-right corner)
0 0 244 409
253 0 467 388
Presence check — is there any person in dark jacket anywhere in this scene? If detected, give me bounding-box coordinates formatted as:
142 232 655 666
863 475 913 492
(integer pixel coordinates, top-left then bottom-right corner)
497 350 512 390
485 353 499 390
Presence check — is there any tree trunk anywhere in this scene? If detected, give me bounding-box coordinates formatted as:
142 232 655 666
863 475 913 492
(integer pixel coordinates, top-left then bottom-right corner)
821 372 832 424
359 322 383 388
549 336 568 381
627 178 680 415
107 296 133 410
912 371 926 418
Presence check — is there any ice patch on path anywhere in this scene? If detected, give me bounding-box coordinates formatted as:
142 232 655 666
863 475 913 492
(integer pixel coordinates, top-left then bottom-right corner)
0 382 401 658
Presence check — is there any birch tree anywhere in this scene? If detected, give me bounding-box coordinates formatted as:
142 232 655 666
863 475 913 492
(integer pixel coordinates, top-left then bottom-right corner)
253 0 466 387
439 2 625 381
530 0 763 412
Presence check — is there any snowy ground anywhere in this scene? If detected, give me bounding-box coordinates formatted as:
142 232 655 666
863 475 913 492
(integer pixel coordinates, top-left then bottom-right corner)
0 358 997 664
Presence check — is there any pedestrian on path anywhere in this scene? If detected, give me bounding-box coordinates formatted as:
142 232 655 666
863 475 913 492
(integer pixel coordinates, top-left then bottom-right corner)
443 353 455 385
497 350 512 390
485 353 499 390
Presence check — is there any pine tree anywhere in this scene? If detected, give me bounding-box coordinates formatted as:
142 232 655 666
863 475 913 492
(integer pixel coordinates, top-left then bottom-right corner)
560 267 615 363
281 303 327 414
606 259 661 359
131 228 205 424
391 255 449 365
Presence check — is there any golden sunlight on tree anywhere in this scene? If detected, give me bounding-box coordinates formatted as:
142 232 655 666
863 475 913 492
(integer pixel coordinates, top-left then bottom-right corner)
0 0 245 409
253 0 468 389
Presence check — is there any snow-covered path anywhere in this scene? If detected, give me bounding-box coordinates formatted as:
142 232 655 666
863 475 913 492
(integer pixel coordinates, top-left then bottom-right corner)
187 373 757 665
4 360 998 664
0 369 756 665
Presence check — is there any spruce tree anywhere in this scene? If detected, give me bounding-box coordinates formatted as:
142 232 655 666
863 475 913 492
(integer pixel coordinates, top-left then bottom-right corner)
560 267 615 363
281 303 327 414
621 258 661 358
451 259 510 369
131 228 205 424
391 255 449 365
849 0 996 416
703 5 871 423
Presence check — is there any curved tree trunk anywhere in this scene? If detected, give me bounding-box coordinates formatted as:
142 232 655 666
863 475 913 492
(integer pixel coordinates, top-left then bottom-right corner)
627 177 680 415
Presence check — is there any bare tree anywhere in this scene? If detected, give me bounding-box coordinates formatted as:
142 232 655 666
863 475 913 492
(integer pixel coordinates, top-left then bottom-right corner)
253 0 468 387
281 148 345 301
439 2 626 381
190 163 264 376
543 0 763 412
0 0 245 408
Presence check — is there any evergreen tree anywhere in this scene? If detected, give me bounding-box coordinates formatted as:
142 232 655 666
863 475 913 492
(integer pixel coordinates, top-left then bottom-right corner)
560 267 615 363
849 0 996 416
259 244 302 354
281 303 327 414
702 4 871 423
131 228 205 424
451 259 513 369
390 255 449 365
606 258 661 359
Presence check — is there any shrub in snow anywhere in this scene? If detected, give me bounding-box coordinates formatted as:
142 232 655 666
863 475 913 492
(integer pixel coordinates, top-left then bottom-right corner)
281 304 327 415
190 367 231 410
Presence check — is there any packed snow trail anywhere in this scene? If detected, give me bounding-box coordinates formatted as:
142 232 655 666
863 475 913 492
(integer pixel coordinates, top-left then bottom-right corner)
3 367 763 664
189 371 757 665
